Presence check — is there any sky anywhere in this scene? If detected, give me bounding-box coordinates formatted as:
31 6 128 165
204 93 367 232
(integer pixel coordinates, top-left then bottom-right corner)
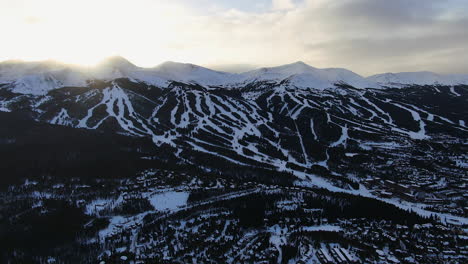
0 0 467 76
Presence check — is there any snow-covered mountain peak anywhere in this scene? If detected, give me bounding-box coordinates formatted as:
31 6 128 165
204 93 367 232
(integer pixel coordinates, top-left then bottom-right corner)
242 62 374 89
279 61 315 72
251 61 317 75
366 71 468 87
93 56 139 80
292 60 308 65
96 56 138 72
286 60 314 67
153 61 240 86
155 61 215 74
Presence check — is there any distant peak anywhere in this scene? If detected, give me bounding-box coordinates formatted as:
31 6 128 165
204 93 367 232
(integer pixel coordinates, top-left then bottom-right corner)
98 56 137 69
158 61 199 68
253 61 317 75
281 61 316 70
155 61 213 74
291 61 308 66
0 59 25 65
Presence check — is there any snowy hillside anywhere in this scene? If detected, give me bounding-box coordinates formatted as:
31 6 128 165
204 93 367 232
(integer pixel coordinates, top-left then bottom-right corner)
367 71 468 87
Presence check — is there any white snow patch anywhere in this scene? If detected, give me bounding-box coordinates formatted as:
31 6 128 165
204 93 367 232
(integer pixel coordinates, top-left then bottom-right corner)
449 86 461 96
302 225 342 232
148 191 189 211
330 125 348 147
0 98 10 112
310 119 318 140
50 108 72 126
391 103 429 140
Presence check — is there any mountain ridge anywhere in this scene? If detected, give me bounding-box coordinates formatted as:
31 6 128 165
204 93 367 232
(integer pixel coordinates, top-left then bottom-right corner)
1 56 468 95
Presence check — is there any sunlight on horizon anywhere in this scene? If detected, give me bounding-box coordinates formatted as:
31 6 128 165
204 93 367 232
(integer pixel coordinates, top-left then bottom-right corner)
1 0 466 75
0 0 217 67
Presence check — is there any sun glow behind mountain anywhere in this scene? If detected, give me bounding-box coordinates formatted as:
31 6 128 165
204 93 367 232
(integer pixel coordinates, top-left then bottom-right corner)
1 0 202 66
1 0 467 75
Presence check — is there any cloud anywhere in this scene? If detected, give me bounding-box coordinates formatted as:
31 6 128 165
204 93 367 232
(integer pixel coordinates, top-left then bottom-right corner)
272 0 296 10
24 16 42 24
291 0 468 74
199 0 468 75
1 0 467 75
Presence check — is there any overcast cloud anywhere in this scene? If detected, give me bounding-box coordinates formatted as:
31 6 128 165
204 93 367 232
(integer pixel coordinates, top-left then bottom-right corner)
286 0 468 75
0 0 467 75
206 0 468 75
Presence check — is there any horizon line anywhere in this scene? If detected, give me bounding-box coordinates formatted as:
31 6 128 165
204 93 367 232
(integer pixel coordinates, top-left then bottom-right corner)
1 56 467 77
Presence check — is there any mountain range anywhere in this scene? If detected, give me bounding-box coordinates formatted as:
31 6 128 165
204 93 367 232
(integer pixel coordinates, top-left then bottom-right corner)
1 56 468 95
